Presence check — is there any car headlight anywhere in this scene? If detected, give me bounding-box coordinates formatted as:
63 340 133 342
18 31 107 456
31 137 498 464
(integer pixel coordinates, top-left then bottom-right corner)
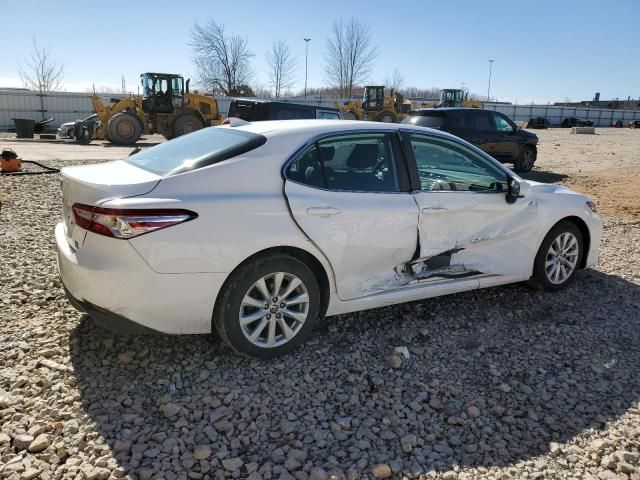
586 200 597 213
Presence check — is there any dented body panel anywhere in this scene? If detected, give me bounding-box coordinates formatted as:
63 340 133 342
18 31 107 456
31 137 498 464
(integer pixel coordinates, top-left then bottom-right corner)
414 190 541 280
284 181 418 300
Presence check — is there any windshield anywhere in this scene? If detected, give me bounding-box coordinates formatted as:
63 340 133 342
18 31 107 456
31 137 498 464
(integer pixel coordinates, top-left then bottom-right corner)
126 127 266 176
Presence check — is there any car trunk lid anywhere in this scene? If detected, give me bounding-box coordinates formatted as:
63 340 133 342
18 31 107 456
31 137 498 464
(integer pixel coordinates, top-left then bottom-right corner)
61 160 161 249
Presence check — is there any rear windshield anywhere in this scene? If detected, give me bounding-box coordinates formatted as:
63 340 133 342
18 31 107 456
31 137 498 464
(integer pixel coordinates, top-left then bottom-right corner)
228 102 261 121
126 127 266 176
402 114 445 129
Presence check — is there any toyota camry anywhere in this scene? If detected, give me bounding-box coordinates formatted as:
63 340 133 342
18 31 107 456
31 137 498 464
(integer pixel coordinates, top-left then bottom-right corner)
56 119 602 358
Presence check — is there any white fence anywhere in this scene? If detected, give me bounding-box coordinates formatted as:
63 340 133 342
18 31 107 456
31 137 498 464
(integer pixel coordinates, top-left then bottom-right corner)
2 89 639 130
0 90 344 130
0 90 129 130
483 103 640 127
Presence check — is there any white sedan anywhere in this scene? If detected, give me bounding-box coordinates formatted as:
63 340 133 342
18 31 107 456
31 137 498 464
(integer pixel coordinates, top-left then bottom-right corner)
56 120 602 358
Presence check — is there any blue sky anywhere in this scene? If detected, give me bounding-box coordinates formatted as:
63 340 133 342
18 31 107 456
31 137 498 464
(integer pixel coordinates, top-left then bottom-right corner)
3 0 639 103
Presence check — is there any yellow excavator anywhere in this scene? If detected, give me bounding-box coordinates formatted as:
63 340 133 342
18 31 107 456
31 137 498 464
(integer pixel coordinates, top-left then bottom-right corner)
337 86 413 123
88 73 222 145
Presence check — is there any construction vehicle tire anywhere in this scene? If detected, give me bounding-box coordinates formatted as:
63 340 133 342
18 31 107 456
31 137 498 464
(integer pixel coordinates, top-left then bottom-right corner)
342 110 360 121
376 111 397 123
172 114 204 138
107 113 142 145
73 121 84 140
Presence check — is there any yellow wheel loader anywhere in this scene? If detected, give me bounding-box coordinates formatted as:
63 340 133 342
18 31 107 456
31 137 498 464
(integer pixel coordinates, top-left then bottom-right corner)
438 89 482 108
337 86 412 123
91 73 222 145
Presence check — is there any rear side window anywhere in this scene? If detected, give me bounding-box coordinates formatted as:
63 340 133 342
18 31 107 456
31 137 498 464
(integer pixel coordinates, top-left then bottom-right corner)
465 111 494 131
402 114 445 129
127 127 266 176
286 133 399 192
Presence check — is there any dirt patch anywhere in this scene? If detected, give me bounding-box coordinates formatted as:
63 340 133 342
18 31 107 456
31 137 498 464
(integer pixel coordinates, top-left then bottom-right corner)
528 128 640 222
563 167 640 222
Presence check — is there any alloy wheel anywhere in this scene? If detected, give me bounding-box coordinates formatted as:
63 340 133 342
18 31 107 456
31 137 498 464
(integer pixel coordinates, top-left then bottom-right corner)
239 272 310 348
545 232 579 284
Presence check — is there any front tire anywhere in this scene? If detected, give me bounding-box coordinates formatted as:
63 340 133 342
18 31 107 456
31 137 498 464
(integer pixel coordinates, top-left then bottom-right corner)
514 145 536 172
107 112 142 145
376 111 397 123
530 221 583 291
213 254 321 358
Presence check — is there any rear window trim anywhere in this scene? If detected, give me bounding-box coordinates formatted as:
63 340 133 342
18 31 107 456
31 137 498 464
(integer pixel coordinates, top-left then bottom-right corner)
127 129 267 177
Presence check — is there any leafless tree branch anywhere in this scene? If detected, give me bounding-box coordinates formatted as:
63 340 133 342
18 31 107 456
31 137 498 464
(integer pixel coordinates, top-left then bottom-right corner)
17 39 64 92
266 39 297 98
189 20 254 95
384 68 404 93
324 18 378 99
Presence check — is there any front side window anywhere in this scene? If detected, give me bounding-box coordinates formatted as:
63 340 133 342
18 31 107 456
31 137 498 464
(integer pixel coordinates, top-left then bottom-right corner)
286 133 399 192
407 134 507 192
494 113 514 133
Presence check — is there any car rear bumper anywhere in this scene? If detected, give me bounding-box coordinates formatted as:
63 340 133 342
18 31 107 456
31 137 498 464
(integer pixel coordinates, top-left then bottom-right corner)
55 222 227 334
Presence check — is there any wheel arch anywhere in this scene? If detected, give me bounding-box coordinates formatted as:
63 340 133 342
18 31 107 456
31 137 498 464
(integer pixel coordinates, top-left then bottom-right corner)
213 245 332 321
550 216 591 268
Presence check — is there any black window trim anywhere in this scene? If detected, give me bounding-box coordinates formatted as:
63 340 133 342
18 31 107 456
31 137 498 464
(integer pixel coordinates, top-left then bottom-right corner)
282 129 411 194
399 128 514 193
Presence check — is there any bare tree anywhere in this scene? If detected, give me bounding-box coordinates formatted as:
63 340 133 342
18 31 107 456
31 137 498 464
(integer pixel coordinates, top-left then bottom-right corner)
403 86 442 99
189 20 254 95
384 68 404 93
324 18 378 99
266 39 297 98
18 39 64 92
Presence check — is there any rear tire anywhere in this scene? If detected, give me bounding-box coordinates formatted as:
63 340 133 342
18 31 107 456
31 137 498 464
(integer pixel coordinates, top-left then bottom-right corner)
514 145 536 172
107 112 142 145
172 114 204 139
529 221 583 291
213 254 321 358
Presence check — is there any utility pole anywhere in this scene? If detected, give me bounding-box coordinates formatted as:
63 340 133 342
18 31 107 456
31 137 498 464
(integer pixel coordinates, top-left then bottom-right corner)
304 38 311 98
487 59 494 102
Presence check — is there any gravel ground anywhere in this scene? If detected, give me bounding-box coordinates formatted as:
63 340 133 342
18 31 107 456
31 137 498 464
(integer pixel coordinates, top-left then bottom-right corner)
1 140 639 480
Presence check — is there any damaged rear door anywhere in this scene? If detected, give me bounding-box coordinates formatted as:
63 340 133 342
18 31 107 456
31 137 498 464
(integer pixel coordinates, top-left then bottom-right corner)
401 131 541 283
284 131 418 301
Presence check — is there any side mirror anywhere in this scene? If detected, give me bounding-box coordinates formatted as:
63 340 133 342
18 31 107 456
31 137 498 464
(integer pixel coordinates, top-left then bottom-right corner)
506 177 521 204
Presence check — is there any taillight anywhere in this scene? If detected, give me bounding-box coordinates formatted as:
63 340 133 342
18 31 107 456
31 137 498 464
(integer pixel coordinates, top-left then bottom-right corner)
72 203 197 239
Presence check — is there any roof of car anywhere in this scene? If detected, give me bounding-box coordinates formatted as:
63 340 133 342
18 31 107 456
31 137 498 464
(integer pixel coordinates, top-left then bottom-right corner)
411 107 483 114
225 119 461 142
230 99 340 111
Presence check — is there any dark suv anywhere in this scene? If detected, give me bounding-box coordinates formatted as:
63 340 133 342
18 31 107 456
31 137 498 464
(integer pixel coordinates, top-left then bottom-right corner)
227 100 342 121
561 117 593 128
402 108 539 172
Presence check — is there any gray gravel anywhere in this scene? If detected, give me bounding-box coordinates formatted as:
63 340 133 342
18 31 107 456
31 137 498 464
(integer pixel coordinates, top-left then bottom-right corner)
1 158 639 480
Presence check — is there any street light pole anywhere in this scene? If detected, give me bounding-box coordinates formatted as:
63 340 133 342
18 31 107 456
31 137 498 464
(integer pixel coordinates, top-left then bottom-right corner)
304 38 311 98
487 59 494 102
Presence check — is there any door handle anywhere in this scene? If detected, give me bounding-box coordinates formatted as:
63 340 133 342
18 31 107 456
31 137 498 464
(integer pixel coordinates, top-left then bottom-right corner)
306 206 342 218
